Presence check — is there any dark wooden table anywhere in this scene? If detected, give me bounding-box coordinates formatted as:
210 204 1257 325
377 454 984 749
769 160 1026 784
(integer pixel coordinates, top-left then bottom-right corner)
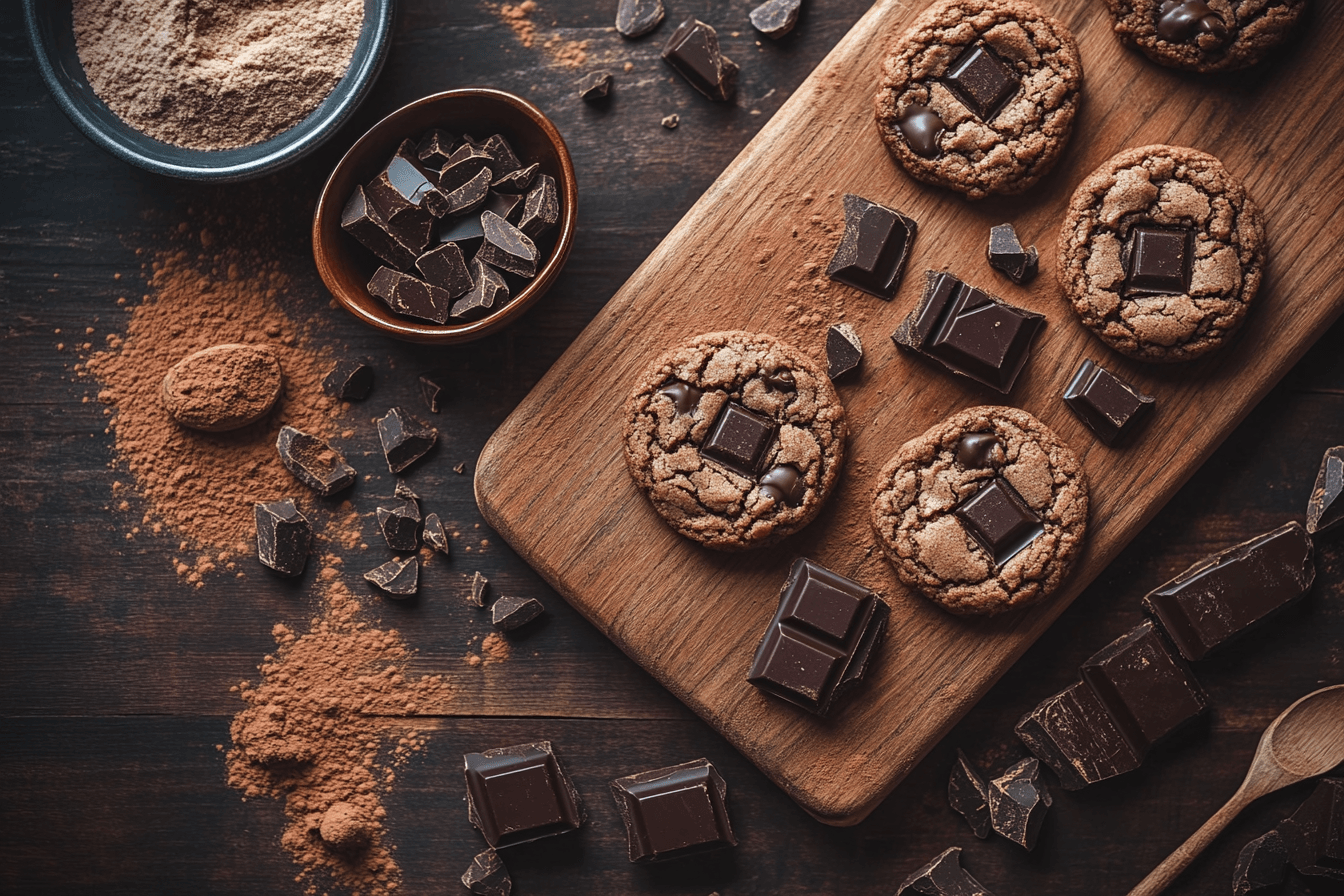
2 2 1341 895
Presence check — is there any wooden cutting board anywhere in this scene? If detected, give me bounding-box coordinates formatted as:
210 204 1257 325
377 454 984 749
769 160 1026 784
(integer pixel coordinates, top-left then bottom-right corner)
475 0 1344 825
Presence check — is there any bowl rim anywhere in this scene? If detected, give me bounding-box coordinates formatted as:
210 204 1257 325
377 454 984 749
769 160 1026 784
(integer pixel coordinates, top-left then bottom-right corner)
312 87 579 345
22 0 396 182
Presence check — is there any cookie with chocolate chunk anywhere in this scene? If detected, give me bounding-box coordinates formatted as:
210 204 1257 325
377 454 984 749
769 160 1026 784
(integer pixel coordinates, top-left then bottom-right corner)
871 406 1087 615
1103 0 1306 73
873 0 1082 199
625 331 846 551
1058 144 1265 363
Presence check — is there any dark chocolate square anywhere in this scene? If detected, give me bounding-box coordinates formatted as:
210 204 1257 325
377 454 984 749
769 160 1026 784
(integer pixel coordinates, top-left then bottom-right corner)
700 402 777 477
1063 359 1155 446
1015 680 1142 791
464 741 583 848
944 42 1018 122
1125 226 1193 295
954 477 1043 568
826 194 918 300
610 759 736 862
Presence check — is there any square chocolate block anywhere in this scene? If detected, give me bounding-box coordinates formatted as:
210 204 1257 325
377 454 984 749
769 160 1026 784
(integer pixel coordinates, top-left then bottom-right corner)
1063 359 1155 446
464 741 584 848
944 42 1018 122
954 477 1043 568
1124 226 1193 295
700 401 777 477
748 558 889 716
826 194 918 300
610 759 737 862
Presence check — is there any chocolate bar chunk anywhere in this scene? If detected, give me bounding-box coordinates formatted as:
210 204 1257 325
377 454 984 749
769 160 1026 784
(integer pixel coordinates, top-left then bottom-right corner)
986 223 1038 284
826 323 863 381
892 271 1044 393
423 513 450 556
419 372 447 413
364 556 418 596
368 266 453 325
1125 226 1194 295
477 212 539 278
1080 620 1207 751
615 0 664 37
1015 680 1141 790
254 499 311 577
897 847 995 896
442 166 493 216
945 42 1018 122
987 758 1050 850
1233 830 1289 896
453 259 510 321
417 128 459 171
322 359 373 401
461 848 510 896
518 174 559 238
491 594 545 631
896 104 946 159
1063 359 1155 446
948 750 991 839
661 18 738 101
276 426 356 496
471 571 490 607
377 496 421 552
1279 778 1344 880
416 243 474 297
701 401 776 477
1307 446 1344 536
438 142 494 192
340 186 418 269
493 162 538 193
377 407 438 474
464 741 584 847
578 71 613 101
827 194 918 300
1142 522 1315 660
471 134 523 176
747 558 890 716
955 477 1043 568
749 0 800 38
366 140 450 218
610 759 736 862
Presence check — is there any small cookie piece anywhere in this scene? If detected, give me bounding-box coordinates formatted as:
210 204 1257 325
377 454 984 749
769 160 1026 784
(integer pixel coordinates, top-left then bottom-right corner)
1058 145 1265 363
1104 0 1306 72
873 0 1082 199
625 331 846 551
871 406 1087 615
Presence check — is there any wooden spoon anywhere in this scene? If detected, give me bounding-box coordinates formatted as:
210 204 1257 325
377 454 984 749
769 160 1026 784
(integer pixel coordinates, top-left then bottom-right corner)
1127 684 1344 896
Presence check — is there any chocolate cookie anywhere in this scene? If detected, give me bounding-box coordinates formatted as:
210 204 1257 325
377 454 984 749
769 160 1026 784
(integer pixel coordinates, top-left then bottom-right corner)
1103 0 1306 72
625 331 846 551
873 0 1082 199
1058 144 1265 363
870 406 1087 615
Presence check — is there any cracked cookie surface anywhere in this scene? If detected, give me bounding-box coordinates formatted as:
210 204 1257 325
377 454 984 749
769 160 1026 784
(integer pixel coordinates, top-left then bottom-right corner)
870 406 1087 615
625 331 846 552
1058 144 1265 363
873 0 1082 199
1104 0 1306 72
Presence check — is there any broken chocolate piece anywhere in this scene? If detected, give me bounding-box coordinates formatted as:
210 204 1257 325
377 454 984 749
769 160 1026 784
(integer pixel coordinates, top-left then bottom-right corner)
377 496 421 552
1015 680 1142 790
341 185 418 269
1233 829 1289 896
1142 522 1315 660
758 464 804 506
441 166 493 216
492 162 539 193
826 323 863 381
948 750 992 839
415 243 474 297
749 0 800 38
368 266 453 325
1063 359 1155 446
897 847 995 896
322 359 374 401
464 741 584 847
276 425 356 496
1124 226 1194 295
377 406 439 474
518 174 559 238
701 401 777 477
747 558 889 716
658 381 702 415
491 594 545 631
477 211 539 278
616 0 664 37
1279 777 1344 880
956 433 1003 469
471 571 490 607
461 848 511 896
955 477 1044 568
366 140 450 218
423 513 450 556
661 113 680 129
986 223 1038 284
827 193 918 300
944 42 1018 122
988 758 1051 850
438 142 494 192
897 104 945 159
364 556 419 596
418 372 447 413
662 18 738 102
472 134 523 176
452 258 510 321
254 499 312 577
417 128 459 171
1307 446 1344 536
892 270 1045 394
453 461 467 474
577 71 613 101
610 759 736 862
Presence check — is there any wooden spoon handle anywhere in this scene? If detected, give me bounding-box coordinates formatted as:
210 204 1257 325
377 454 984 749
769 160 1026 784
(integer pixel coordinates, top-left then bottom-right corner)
1126 788 1255 896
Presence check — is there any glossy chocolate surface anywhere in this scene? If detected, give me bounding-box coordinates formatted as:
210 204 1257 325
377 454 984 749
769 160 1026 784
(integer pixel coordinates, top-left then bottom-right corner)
610 759 736 862
1015 680 1142 790
377 406 439 474
276 425 357 496
1124 226 1193 295
615 0 665 37
826 193 918 299
1063 359 1155 446
896 104 946 158
826 323 863 380
700 401 777 477
658 381 702 415
254 499 311 578
954 433 1003 470
988 758 1051 850
464 741 584 847
948 750 991 839
1307 446 1344 536
661 18 738 101
986 223 1037 284
944 42 1018 122
954 478 1044 568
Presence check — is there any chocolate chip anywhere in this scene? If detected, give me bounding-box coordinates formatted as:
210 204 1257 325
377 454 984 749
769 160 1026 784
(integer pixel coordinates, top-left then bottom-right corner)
471 571 490 607
452 259 509 321
658 381 702 415
662 18 738 102
827 193 918 299
417 128 459 171
419 372 447 413
377 497 421 552
1124 226 1193 295
944 42 1018 122
276 425 356 496
1306 446 1344 536
364 556 418 596
896 104 945 159
1157 0 1228 47
948 750 991 839
423 513 450 556
1233 830 1289 896
461 848 510 896
758 464 805 506
762 369 795 390
954 478 1044 568
700 401 777 477
615 0 664 37
341 185 418 269
492 162 539 194
955 433 1003 469
749 0 800 38
896 847 996 896
986 223 1038 284
1063 359 1155 446
254 499 312 577
988 758 1051 850
577 71 613 101
477 211 539 278
377 406 438 474
491 594 546 631
518 174 559 238
368 266 454 325
322 359 374 401
415 243 474 297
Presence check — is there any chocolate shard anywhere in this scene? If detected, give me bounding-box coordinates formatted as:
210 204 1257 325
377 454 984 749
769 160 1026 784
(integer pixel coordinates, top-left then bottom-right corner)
377 496 421 552
491 594 546 631
415 242 474 297
322 359 374 401
747 558 890 716
364 556 418 596
1063 359 1155 446
417 128 460 171
493 162 539 194
577 71 613 101
1015 680 1141 791
1142 521 1315 661
1233 829 1289 896
254 499 312 577
1307 446 1344 536
340 185 418 269
1279 777 1344 880
896 104 946 159
827 193 918 300
661 18 738 102
471 571 490 607
441 166 493 216
464 741 584 847
366 140 450 218
518 174 559 238
892 270 1045 394
944 42 1018 123
477 211 539 278
276 425 356 496
377 406 439 474
986 223 1038 284
749 0 800 38
418 372 447 413
452 258 510 321
615 0 664 37
948 750 992 839
826 323 863 381
437 142 494 192
423 512 450 556
367 266 453 325
700 401 777 477
987 757 1051 850
896 847 995 896
461 848 511 896
611 759 736 862
471 134 523 176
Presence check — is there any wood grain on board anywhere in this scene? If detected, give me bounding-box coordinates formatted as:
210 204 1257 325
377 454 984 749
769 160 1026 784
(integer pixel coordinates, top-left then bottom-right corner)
491 0 1343 826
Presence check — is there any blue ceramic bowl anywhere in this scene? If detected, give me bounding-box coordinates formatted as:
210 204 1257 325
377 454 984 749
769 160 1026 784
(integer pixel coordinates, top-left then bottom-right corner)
23 0 395 182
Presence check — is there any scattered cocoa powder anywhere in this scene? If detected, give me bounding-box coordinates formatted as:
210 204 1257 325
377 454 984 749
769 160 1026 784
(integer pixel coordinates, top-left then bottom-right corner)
498 0 539 47
495 1 590 68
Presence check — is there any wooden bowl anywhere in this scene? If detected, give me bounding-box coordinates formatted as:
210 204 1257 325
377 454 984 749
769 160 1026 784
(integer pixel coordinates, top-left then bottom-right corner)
313 89 578 344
